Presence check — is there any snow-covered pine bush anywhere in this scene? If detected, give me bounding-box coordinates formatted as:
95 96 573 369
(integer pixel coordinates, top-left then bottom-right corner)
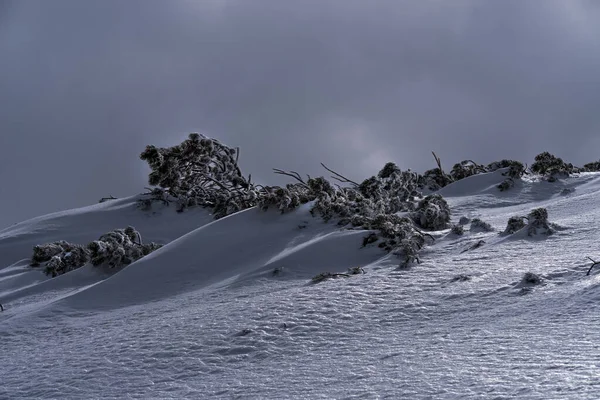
504 161 527 179
521 272 542 285
450 160 486 181
257 183 312 214
487 160 526 191
420 168 452 191
502 216 526 235
87 226 162 268
583 160 600 172
470 218 494 232
30 241 90 277
140 133 260 218
530 152 574 179
497 178 514 192
525 207 553 236
31 241 72 266
486 159 526 178
458 216 471 225
500 208 555 237
31 227 161 277
450 224 464 235
411 194 451 230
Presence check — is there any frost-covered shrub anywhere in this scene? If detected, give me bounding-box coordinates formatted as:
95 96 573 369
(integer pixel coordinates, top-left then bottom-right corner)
139 136 445 267
420 168 452 191
355 214 433 268
88 226 162 268
521 272 542 285
502 216 526 235
258 184 312 214
487 160 526 191
411 194 451 230
140 133 260 218
348 266 365 275
450 224 464 235
30 241 90 277
450 160 486 181
530 152 573 178
525 207 553 236
497 178 514 192
583 160 600 172
504 161 527 179
469 218 494 232
486 160 526 179
502 209 556 237
31 227 161 277
31 241 72 266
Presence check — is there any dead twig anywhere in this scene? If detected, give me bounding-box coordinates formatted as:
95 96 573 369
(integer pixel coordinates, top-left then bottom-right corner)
586 257 600 276
320 163 359 187
432 151 443 172
460 240 486 254
273 168 310 188
99 195 117 203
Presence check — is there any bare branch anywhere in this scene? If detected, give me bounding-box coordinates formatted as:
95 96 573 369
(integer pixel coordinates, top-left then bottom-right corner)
432 151 443 172
99 195 117 203
320 163 359 187
586 257 600 276
273 168 309 187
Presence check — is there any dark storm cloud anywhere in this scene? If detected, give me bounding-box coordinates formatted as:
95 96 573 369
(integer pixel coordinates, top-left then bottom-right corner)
1 0 600 227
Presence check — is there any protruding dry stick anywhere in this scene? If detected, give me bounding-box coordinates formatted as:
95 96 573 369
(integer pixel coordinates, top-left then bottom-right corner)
432 151 443 172
273 168 310 188
320 163 359 187
99 195 117 203
586 257 600 276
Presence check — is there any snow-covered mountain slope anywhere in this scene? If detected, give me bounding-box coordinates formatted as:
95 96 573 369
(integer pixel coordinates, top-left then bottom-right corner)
2 172 600 399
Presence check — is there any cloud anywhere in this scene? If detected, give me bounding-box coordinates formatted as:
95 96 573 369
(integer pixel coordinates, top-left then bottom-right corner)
1 0 600 227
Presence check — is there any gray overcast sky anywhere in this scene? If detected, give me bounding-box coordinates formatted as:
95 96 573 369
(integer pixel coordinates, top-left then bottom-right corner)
1 0 600 228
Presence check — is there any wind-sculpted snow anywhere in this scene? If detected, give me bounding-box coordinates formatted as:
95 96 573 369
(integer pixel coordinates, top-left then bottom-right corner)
0 195 212 315
2 174 600 398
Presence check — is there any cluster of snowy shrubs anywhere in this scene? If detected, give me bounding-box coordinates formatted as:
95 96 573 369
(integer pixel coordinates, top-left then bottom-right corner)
501 207 555 236
136 134 600 267
138 134 453 267
30 227 162 277
418 157 526 192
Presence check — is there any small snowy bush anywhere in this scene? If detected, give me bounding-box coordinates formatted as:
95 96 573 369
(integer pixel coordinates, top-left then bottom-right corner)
502 216 526 235
140 133 260 218
530 152 573 179
525 207 554 236
411 194 451 230
486 159 526 179
31 227 162 277
458 216 471 225
450 160 486 181
88 226 162 268
470 218 494 232
420 168 452 191
450 224 464 235
583 160 600 172
521 272 542 285
497 178 515 192
30 241 90 277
